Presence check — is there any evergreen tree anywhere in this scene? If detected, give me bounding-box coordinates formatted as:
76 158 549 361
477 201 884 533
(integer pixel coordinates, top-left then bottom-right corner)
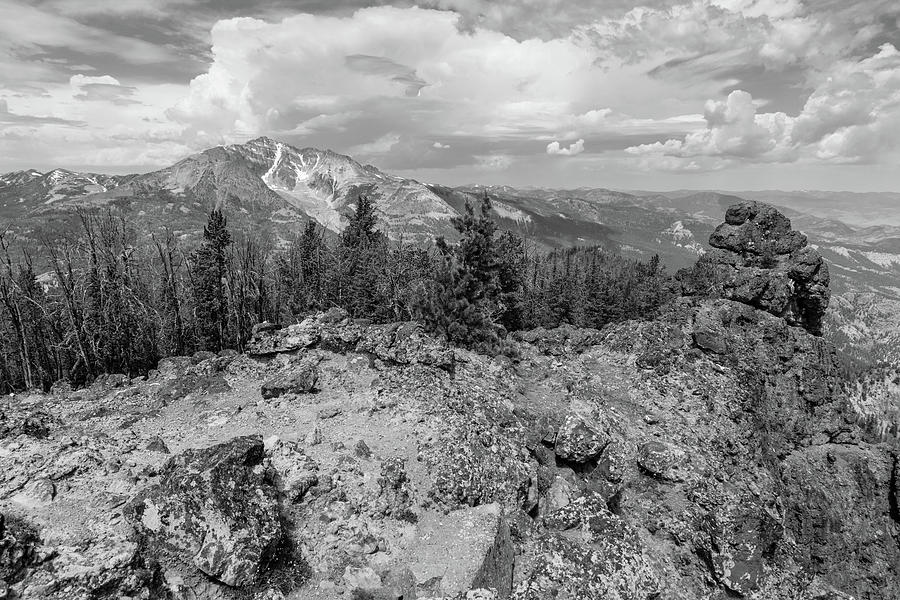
417 195 502 351
337 196 389 319
494 230 526 331
341 195 380 249
192 209 232 351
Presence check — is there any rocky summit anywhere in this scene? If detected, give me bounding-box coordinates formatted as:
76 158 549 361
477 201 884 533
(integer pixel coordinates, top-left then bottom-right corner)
0 203 898 600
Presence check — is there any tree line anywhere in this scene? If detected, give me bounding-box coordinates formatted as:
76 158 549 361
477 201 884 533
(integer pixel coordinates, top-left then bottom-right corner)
0 196 673 392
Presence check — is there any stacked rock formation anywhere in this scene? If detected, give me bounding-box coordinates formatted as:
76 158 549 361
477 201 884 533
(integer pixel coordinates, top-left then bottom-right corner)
706 201 830 335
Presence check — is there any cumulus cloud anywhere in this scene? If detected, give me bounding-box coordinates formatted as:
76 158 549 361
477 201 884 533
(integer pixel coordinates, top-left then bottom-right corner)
589 0 895 71
167 7 617 169
547 139 585 156
627 91 794 162
627 43 900 169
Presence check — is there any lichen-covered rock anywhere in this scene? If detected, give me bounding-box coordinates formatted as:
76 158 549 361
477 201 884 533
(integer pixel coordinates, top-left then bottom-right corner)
261 364 319 398
248 313 454 370
419 380 533 509
264 437 318 503
0 514 162 600
696 498 782 595
0 513 38 591
247 321 323 355
126 435 282 587
779 444 900 599
706 201 830 335
376 457 416 521
554 412 609 464
686 298 845 458
636 439 687 481
516 493 658 599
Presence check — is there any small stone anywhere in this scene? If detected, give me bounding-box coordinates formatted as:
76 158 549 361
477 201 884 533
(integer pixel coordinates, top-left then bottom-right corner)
145 437 170 454
354 440 372 459
318 406 341 420
305 423 323 446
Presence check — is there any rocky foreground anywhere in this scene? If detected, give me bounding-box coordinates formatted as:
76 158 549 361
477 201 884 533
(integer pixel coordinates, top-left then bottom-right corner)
1 203 899 600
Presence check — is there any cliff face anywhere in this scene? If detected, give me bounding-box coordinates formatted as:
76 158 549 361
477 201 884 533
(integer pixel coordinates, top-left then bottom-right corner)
0 203 897 600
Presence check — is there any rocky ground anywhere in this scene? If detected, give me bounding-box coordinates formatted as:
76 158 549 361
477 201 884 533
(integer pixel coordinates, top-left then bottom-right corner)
1 203 899 600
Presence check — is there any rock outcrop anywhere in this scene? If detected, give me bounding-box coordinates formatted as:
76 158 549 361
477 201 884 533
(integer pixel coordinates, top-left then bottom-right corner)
706 201 830 335
248 309 455 370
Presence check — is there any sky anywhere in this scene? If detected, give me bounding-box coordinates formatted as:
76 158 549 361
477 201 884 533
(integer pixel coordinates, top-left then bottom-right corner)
1 0 899 191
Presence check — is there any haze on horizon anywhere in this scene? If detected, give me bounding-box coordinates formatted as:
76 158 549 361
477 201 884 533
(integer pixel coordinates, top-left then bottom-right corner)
1 0 899 192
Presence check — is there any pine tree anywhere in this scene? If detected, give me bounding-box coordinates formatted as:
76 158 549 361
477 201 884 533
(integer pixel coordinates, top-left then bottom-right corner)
417 195 502 351
337 196 388 319
341 195 380 249
192 209 232 351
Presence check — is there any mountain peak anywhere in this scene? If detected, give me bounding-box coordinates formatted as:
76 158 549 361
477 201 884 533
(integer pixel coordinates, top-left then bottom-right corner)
245 135 279 147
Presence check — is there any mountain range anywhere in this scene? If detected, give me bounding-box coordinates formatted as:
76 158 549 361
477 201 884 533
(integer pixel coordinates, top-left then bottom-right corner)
1 136 899 361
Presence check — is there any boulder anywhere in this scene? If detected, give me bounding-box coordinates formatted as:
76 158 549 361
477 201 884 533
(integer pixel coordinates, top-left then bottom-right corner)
0 408 57 439
538 475 575 516
357 321 455 370
636 440 687 481
519 493 658 599
248 321 322 356
554 412 609 464
408 504 514 598
261 364 319 398
126 435 282 587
